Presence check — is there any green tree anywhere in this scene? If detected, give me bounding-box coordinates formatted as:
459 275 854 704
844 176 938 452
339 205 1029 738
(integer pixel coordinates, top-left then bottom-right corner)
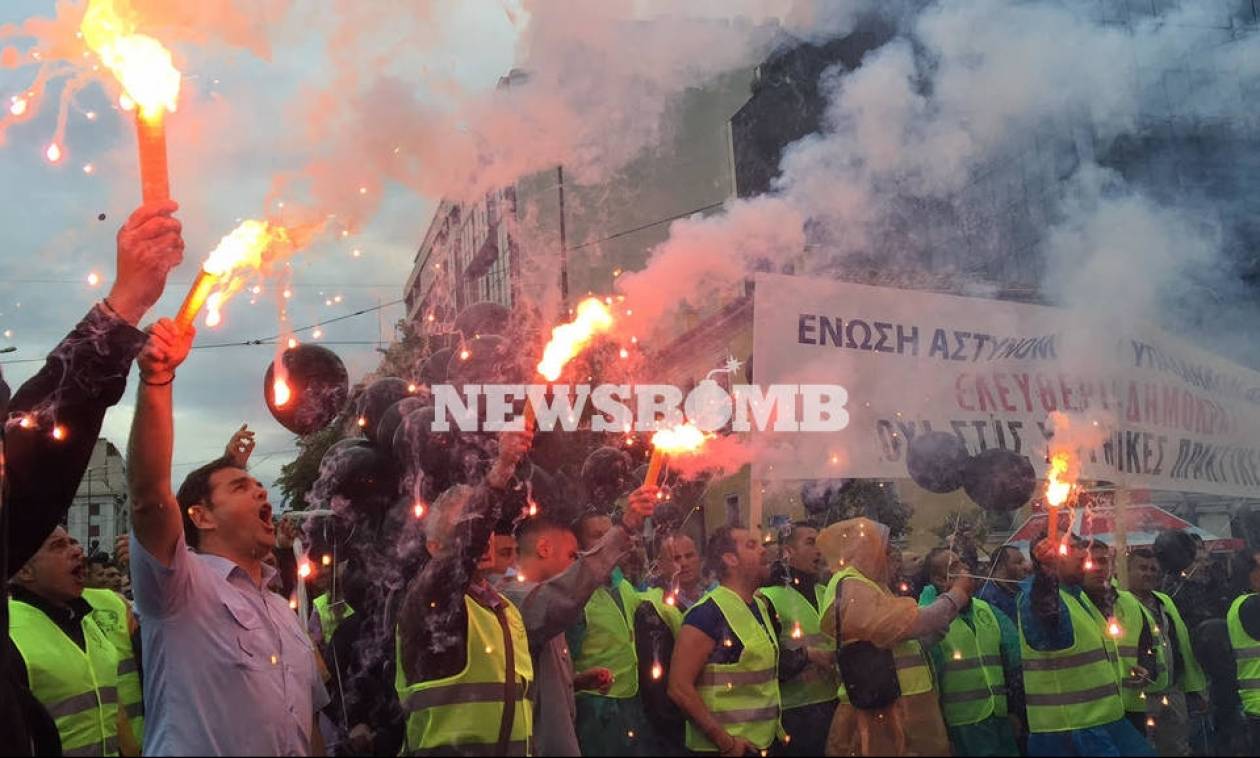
370 318 428 382
931 506 991 568
803 479 914 540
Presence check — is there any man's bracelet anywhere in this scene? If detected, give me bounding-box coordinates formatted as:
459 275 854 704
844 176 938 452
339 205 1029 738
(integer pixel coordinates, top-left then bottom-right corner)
100 298 124 320
141 372 175 387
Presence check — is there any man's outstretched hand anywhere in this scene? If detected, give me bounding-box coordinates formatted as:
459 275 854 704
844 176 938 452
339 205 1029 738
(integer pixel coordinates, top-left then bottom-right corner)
108 201 184 325
225 424 256 467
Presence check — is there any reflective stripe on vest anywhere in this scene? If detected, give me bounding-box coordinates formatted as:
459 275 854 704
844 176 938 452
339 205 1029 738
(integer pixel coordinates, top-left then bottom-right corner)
573 579 640 699
937 598 1008 726
406 741 530 757
314 592 355 643
83 588 144 746
1153 591 1207 694
759 583 838 710
1227 594 1260 717
684 586 782 752
8 598 121 757
820 568 933 702
395 592 534 755
1017 589 1124 733
640 587 684 636
1114 589 1170 712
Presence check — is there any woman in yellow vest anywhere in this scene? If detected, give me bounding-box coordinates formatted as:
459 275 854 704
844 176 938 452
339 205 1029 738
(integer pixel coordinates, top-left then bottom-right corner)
1018 534 1152 757
919 547 1020 756
668 526 782 756
816 517 971 756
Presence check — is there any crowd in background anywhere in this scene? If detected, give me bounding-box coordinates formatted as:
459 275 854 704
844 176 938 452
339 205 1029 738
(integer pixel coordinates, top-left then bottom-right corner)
7 202 1260 758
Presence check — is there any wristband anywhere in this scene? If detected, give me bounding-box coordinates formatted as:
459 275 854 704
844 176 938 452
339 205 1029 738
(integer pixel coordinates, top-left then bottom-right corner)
100 298 123 320
141 373 175 387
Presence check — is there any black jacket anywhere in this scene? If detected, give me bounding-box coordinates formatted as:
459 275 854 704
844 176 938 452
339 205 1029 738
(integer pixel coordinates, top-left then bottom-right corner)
1 305 145 756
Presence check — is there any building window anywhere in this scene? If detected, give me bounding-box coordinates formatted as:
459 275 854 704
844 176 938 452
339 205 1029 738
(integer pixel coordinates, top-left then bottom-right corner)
88 525 100 538
88 503 100 517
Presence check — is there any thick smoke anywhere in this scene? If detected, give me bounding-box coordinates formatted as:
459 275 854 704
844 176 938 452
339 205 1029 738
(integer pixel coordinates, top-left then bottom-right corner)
621 0 1260 370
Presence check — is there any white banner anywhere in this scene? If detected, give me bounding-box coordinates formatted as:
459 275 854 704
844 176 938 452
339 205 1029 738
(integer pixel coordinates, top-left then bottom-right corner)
751 273 1260 498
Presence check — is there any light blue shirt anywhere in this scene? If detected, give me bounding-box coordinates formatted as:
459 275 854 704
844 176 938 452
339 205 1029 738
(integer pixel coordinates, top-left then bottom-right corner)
131 534 330 756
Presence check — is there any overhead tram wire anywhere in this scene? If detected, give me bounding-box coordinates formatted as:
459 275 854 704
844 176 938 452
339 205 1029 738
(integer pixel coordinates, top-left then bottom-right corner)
0 299 405 365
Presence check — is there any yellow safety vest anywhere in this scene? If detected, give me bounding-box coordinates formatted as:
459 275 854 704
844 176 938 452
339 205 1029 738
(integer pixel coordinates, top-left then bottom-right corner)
821 567 934 702
313 592 354 643
573 578 641 699
1152 591 1206 693
1227 594 1260 717
1114 589 1170 712
83 588 143 748
684 586 782 752
759 582 838 709
640 587 683 635
937 598 1008 726
395 592 534 756
9 597 121 757
1018 588 1125 733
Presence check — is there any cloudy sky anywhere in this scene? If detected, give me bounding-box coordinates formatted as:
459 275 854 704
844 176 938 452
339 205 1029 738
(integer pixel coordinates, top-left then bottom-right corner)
0 1 519 501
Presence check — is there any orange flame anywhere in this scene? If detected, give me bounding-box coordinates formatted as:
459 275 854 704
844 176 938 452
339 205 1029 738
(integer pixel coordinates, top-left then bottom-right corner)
81 0 180 120
650 661 663 680
650 422 707 455
273 377 292 408
297 561 313 579
1045 452 1074 507
536 297 615 381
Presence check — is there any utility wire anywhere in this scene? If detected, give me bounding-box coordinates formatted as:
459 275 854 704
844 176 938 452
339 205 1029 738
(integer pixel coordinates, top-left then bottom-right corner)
1 299 404 365
564 201 726 252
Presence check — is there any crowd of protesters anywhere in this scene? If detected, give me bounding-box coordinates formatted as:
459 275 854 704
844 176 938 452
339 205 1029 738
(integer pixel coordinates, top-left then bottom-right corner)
6 202 1260 758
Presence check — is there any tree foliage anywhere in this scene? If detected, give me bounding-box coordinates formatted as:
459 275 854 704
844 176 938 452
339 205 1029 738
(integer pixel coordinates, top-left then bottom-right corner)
802 479 914 540
931 506 991 568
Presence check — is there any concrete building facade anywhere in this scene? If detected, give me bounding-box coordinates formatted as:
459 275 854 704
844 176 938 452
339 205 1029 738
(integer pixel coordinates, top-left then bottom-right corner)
63 438 129 558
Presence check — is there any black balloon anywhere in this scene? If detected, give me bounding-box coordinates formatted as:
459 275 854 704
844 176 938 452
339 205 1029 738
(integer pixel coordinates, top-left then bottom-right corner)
354 378 411 440
419 347 453 386
962 449 1036 512
373 396 426 449
1154 529 1198 574
263 345 350 435
315 439 397 513
392 405 455 485
582 446 636 509
453 301 511 339
906 432 971 494
446 335 522 385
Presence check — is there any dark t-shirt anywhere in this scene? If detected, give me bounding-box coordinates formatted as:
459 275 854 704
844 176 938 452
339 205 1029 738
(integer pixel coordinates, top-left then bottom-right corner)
684 597 768 663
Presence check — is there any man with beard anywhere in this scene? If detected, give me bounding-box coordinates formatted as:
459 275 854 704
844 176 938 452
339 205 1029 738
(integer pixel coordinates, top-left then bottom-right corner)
126 319 329 755
760 522 838 756
668 526 782 756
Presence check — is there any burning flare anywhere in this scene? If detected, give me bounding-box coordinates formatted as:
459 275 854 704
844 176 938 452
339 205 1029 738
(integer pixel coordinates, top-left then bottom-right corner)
1044 451 1077 545
81 0 180 119
81 0 181 204
644 422 707 485
273 377 292 408
1045 453 1074 507
536 297 615 381
176 220 290 329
